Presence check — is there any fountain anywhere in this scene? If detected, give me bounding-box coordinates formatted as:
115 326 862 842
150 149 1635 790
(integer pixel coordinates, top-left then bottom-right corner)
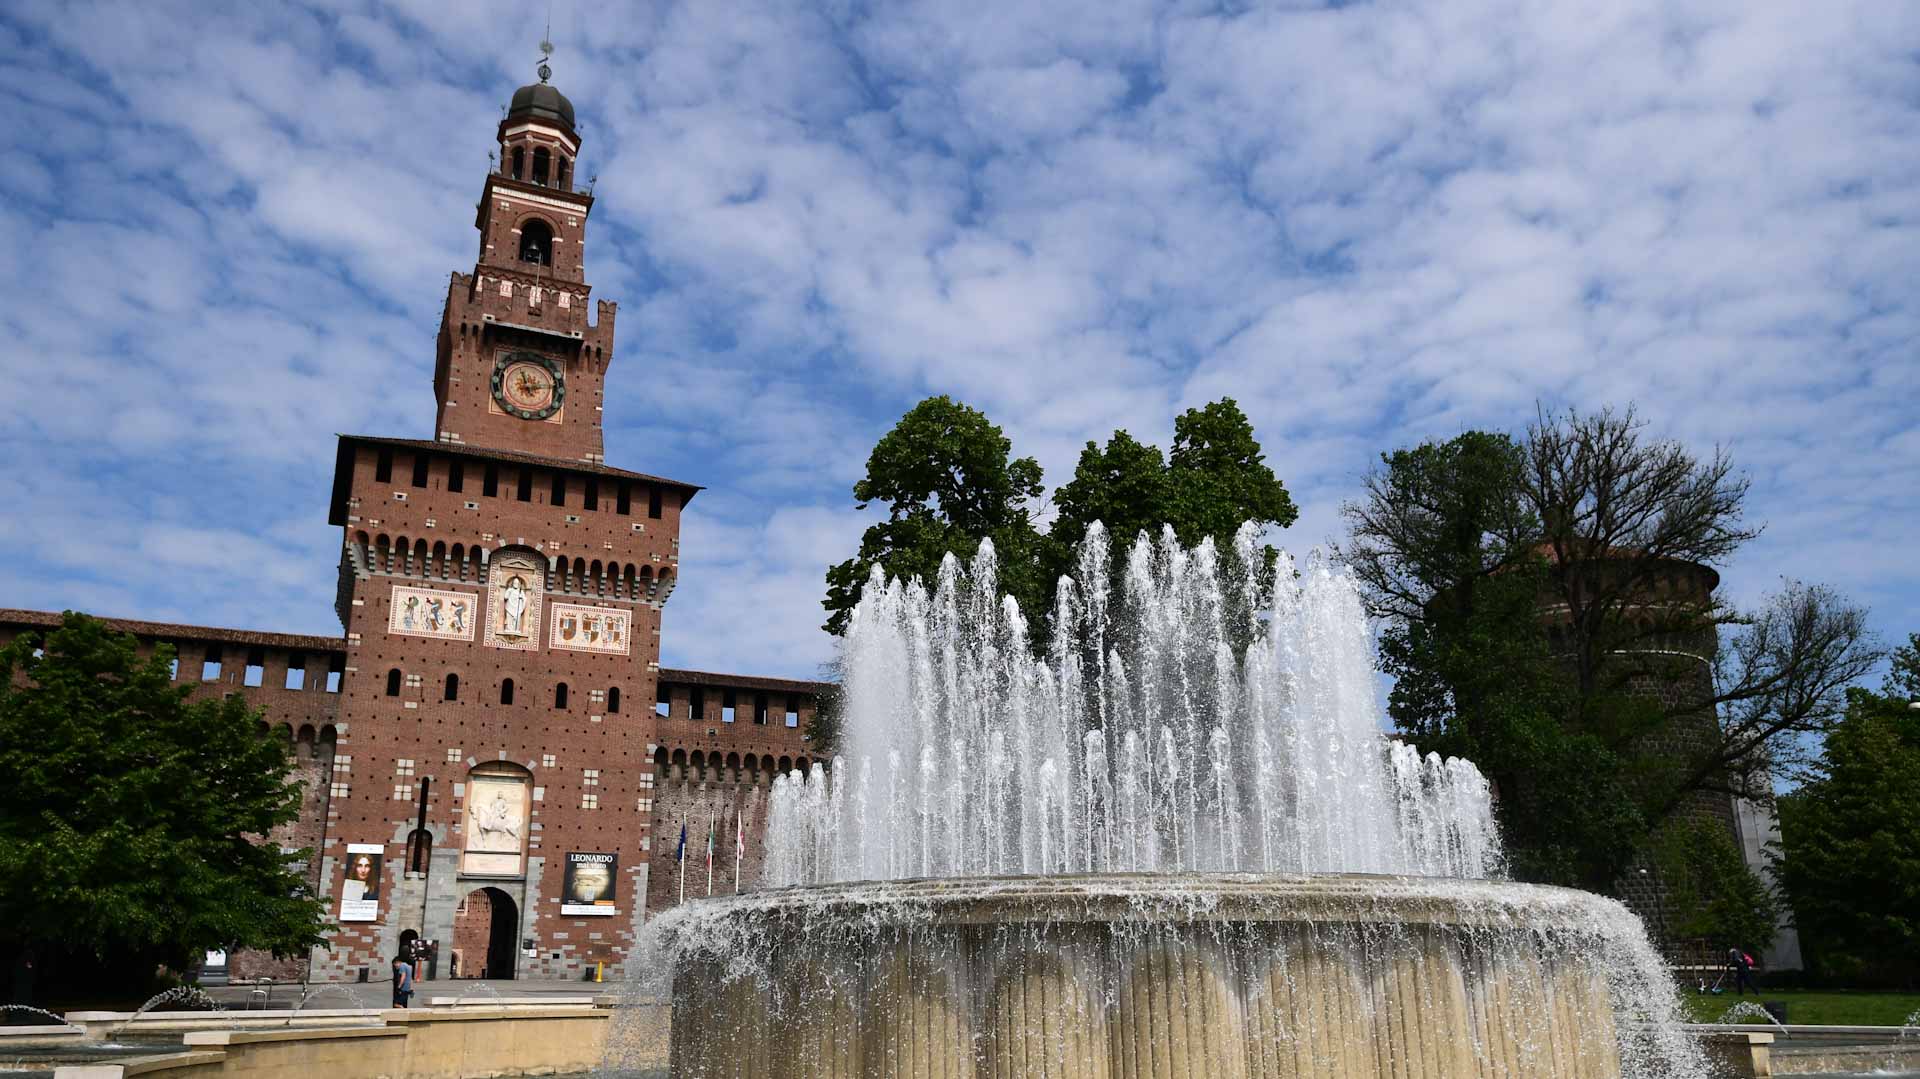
104 986 224 1038
650 524 1712 1078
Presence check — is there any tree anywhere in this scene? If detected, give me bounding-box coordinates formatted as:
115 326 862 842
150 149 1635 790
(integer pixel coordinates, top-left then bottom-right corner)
1656 818 1779 954
1163 398 1299 553
1520 407 1879 807
822 396 1047 636
1339 431 1642 888
1051 430 1170 572
0 614 328 1001
1340 411 1881 893
1050 398 1297 627
1774 647 1920 986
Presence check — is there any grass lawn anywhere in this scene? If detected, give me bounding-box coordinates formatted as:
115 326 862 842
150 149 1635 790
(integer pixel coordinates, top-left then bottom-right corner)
1680 988 1920 1026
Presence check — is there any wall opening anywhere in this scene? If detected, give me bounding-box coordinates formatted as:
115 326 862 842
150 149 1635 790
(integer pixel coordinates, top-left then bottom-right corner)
451 886 518 979
519 218 553 264
406 828 433 876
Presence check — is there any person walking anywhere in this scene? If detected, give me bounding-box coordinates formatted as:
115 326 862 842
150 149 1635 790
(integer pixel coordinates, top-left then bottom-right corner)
391 954 415 1009
1726 947 1760 996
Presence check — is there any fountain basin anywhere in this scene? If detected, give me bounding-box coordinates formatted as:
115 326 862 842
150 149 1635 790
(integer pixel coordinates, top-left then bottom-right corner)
655 873 1690 1079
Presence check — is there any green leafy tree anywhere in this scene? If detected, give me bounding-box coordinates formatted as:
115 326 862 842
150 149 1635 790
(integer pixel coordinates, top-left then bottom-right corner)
1163 398 1299 552
0 614 328 1001
822 396 1048 636
1340 415 1879 896
1339 431 1643 888
1657 818 1779 953
1775 637 1920 987
1051 430 1170 567
1050 398 1297 629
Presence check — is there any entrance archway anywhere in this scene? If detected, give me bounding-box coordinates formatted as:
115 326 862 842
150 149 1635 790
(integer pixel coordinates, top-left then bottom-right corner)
451 886 518 979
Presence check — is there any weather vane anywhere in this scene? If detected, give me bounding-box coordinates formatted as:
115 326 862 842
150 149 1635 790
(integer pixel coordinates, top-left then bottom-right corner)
537 5 554 84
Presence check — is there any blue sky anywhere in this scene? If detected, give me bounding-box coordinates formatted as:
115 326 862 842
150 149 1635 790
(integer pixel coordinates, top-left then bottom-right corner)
0 0 1915 681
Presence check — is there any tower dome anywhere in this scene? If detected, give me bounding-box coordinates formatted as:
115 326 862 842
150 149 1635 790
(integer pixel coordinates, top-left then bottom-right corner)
507 79 575 131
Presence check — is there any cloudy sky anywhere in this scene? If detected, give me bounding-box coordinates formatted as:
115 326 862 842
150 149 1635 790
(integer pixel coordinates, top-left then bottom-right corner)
1 0 1914 681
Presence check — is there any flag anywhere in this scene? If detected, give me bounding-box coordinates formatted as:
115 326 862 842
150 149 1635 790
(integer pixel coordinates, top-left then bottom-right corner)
736 816 745 860
706 819 715 869
675 822 687 863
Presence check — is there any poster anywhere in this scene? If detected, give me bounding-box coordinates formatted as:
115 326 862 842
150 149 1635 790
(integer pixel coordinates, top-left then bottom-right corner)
462 771 529 876
388 585 478 641
484 550 545 651
340 843 384 922
549 603 632 656
560 851 618 916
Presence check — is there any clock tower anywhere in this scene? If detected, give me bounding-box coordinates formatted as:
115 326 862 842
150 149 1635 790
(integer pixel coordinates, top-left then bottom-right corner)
317 60 701 982
432 67 614 463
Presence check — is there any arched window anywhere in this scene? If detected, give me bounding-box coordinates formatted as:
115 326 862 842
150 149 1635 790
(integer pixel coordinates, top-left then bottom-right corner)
519 219 552 265
510 146 524 179
501 678 516 705
444 673 460 701
607 687 621 714
557 156 570 191
386 668 402 696
406 828 433 875
555 682 569 709
532 147 551 186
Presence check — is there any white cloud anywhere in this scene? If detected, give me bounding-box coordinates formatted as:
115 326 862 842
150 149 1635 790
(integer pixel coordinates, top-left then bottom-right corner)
0 0 1913 680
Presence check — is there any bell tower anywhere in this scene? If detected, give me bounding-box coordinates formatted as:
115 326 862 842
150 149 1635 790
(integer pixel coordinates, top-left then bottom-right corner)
432 56 615 463
318 49 701 983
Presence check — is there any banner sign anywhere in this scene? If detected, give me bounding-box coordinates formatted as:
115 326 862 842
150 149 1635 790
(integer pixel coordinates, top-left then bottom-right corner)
561 851 618 916
340 843 384 922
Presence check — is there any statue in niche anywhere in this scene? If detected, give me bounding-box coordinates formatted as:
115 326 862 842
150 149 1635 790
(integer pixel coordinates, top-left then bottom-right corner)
500 576 529 636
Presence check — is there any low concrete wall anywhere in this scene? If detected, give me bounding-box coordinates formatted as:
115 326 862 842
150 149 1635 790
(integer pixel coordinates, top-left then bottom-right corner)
53 1005 609 1079
63 1009 382 1040
0 1023 88 1047
1695 1031 1774 1078
1687 1024 1920 1078
1772 1042 1920 1076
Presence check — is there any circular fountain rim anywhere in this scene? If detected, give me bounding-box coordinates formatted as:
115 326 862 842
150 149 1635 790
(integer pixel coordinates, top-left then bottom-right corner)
649 871 1635 943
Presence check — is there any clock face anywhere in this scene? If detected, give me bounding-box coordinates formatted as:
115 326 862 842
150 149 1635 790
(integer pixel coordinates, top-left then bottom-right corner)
491 352 564 420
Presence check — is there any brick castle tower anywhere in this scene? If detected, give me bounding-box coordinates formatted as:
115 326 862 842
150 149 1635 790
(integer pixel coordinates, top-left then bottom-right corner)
315 62 693 980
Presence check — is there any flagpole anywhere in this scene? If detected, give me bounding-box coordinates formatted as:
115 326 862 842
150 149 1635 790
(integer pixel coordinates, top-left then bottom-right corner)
705 816 715 898
676 817 685 905
734 814 743 895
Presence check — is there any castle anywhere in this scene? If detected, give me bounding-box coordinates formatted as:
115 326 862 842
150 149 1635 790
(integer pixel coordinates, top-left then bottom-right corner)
0 68 821 983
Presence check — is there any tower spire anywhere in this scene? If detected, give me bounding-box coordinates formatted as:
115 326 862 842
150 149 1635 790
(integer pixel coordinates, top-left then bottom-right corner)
537 6 554 84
